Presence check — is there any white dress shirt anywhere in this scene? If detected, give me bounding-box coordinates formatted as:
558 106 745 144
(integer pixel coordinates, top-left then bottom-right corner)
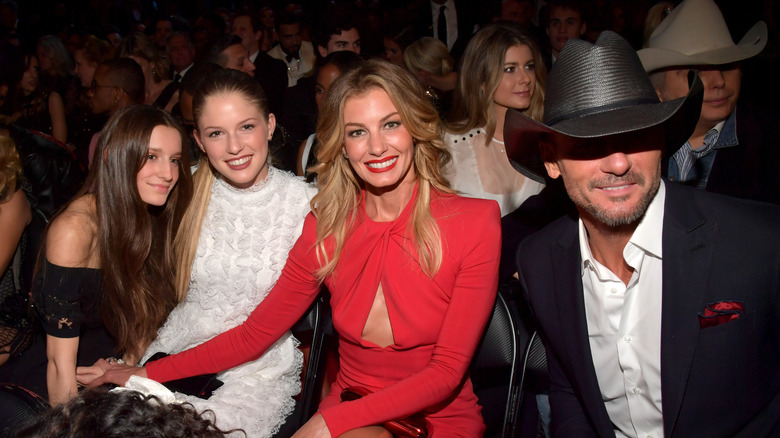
267 40 316 87
579 181 666 438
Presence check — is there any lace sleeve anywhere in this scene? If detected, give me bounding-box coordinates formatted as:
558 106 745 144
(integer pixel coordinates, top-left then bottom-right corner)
31 259 102 338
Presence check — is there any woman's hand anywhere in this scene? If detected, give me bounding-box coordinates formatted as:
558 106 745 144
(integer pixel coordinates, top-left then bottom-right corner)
76 358 147 388
291 413 331 438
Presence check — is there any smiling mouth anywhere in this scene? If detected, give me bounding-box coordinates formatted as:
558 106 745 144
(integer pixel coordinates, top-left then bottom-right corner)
227 156 251 167
602 184 631 191
365 156 398 172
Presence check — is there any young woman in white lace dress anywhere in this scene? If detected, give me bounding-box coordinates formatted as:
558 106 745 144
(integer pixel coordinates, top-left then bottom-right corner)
445 23 547 216
140 69 316 436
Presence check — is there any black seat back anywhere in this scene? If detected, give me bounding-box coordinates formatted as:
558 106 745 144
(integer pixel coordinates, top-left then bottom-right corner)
471 292 529 438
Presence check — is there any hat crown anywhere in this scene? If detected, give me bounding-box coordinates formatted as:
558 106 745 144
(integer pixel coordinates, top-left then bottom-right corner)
543 31 658 127
649 0 734 56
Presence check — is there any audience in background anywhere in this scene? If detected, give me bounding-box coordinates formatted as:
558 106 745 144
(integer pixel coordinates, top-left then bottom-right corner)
314 11 361 58
118 32 178 112
639 0 780 204
86 58 145 167
542 0 587 69
231 11 287 118
267 13 315 87
381 25 414 67
167 32 196 83
403 37 456 117
0 52 67 144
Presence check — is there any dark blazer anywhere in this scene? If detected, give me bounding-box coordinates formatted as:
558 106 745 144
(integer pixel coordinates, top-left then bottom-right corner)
254 51 288 119
517 182 780 437
663 103 780 205
412 0 477 62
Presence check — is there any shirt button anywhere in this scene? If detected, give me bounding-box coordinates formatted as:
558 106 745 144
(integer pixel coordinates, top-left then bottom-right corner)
610 288 617 294
632 387 641 395
623 335 632 343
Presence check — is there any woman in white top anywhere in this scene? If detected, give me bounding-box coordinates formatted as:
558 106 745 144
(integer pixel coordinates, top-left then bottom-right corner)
141 69 316 436
445 23 547 216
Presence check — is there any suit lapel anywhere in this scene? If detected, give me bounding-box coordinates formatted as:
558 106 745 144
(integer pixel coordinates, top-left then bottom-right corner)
552 218 616 435
660 184 717 437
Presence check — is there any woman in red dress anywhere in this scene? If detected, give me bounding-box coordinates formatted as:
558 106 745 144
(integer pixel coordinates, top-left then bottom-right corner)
80 59 501 438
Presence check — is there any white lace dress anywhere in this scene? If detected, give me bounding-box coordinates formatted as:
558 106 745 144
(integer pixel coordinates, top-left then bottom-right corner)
142 167 317 437
444 127 544 217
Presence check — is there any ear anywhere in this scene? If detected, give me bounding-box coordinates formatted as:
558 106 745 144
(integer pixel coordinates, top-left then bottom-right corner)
540 140 562 179
317 45 328 58
193 130 207 154
654 87 663 101
254 29 264 43
266 113 276 140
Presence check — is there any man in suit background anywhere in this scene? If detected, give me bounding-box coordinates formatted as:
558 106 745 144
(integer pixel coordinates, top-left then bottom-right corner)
412 0 476 62
231 11 287 118
506 31 780 437
638 0 780 204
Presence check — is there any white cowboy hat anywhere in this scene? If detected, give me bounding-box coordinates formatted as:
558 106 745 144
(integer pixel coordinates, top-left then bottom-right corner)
637 0 767 73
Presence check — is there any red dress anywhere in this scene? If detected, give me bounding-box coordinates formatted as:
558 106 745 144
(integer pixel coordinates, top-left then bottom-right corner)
147 189 501 437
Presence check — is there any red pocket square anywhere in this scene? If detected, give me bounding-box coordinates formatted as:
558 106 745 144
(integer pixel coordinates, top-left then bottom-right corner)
698 300 744 329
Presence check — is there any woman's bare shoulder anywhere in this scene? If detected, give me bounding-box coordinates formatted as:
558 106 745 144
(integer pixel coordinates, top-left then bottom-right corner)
46 195 99 268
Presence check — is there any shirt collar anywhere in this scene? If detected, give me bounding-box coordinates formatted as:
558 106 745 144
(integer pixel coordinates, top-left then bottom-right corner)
713 108 738 150
431 0 454 12
579 180 666 275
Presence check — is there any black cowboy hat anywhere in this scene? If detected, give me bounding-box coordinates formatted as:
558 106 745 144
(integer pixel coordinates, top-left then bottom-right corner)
504 31 703 183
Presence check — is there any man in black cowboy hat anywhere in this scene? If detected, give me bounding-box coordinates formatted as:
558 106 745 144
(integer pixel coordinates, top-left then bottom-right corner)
508 31 780 437
638 0 780 204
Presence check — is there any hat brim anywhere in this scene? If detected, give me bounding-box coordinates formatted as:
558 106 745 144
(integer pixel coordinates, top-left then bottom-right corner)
506 74 704 182
639 21 767 72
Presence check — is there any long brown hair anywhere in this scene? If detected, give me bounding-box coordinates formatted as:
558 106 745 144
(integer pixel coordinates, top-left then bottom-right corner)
312 59 452 278
448 23 547 142
87 105 193 360
174 69 271 299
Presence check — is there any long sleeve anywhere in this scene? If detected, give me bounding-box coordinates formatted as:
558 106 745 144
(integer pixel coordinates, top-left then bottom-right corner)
146 213 322 382
321 196 501 436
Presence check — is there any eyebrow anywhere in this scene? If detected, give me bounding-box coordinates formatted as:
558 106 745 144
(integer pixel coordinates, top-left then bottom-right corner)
344 112 400 128
203 117 259 130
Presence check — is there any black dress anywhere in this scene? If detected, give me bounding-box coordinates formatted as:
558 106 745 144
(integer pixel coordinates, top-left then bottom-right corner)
0 259 114 400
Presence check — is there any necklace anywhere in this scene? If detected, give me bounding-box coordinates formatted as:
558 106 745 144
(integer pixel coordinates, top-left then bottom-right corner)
492 137 506 153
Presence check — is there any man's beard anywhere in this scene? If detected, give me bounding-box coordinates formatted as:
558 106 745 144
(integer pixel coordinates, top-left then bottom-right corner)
567 163 661 228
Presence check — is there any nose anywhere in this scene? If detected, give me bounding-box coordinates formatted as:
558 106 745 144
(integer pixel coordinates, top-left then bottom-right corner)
517 68 531 85
699 69 726 89
245 59 256 74
227 133 243 154
159 160 175 182
600 151 631 176
368 132 387 157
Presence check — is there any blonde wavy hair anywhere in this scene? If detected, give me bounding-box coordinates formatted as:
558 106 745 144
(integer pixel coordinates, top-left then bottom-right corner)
448 23 547 143
403 37 455 78
311 59 453 278
0 135 22 203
